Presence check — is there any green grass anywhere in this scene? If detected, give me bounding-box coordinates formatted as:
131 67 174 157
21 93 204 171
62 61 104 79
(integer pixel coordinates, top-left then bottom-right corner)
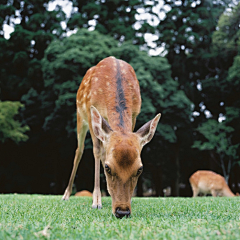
0 194 239 239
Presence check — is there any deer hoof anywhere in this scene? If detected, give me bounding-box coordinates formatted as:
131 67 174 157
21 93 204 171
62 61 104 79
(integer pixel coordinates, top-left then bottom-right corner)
62 191 70 200
92 204 102 209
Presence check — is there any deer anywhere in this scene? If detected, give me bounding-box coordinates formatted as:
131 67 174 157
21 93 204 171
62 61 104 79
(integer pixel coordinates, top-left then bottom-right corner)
62 56 161 218
75 190 93 197
189 170 236 197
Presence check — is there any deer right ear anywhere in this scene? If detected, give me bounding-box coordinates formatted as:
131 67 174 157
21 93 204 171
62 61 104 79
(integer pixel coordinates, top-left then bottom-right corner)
90 106 112 142
136 113 161 147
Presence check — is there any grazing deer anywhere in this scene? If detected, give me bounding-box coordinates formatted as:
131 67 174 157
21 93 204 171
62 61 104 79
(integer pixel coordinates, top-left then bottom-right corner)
75 190 93 197
62 56 161 218
189 170 235 197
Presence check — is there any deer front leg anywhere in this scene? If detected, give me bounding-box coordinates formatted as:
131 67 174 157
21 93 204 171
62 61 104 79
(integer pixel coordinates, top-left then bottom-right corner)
62 148 82 200
62 121 88 200
92 139 102 209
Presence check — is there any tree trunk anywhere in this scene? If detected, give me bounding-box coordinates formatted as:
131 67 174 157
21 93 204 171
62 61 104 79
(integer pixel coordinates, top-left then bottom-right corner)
220 154 229 184
150 165 163 196
172 141 180 196
136 174 143 197
175 153 180 196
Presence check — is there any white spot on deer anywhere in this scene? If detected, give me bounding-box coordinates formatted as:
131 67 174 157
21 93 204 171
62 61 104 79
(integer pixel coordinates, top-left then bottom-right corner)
120 61 124 68
84 78 90 85
106 82 110 86
99 88 103 93
93 91 97 95
94 77 98 82
82 102 86 111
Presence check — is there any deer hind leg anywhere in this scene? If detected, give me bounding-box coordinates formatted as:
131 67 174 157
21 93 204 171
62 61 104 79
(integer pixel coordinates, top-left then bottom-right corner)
210 189 217 197
62 119 88 200
191 185 199 197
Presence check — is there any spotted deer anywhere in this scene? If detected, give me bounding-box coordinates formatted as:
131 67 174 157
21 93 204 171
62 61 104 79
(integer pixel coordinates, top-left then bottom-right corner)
62 56 161 218
189 170 235 197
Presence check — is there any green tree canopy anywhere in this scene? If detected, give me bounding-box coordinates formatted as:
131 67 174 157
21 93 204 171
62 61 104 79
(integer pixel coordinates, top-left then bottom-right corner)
0 101 29 143
0 0 66 101
156 0 231 122
67 0 158 45
192 2 240 184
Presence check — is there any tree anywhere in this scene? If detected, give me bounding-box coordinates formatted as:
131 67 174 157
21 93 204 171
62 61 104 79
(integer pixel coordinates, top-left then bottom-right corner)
67 0 158 45
192 117 239 184
0 0 66 193
192 3 240 185
156 0 230 121
0 0 66 101
0 101 29 143
155 0 240 193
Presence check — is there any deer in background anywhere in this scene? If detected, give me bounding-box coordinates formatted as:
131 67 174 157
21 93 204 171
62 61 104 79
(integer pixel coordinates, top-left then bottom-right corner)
189 170 236 197
75 190 93 197
62 56 161 218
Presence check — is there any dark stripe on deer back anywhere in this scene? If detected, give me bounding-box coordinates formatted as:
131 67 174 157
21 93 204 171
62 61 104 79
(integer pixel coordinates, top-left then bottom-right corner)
115 59 127 128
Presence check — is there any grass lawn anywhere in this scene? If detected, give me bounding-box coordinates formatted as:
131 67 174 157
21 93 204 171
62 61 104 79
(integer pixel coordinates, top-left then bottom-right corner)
0 194 239 239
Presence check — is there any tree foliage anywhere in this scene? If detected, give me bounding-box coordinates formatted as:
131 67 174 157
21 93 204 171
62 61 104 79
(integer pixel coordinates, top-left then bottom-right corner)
67 0 158 45
156 0 230 120
0 0 65 101
191 2 240 183
0 101 29 143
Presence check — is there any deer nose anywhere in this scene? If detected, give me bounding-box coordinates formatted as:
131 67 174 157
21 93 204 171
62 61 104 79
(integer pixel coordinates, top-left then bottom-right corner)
115 207 131 219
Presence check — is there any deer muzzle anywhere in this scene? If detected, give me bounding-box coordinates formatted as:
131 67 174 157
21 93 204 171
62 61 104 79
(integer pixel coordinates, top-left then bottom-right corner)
115 207 131 219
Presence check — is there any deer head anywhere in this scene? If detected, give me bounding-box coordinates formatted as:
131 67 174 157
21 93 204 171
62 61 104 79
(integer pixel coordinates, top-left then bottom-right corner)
91 106 161 218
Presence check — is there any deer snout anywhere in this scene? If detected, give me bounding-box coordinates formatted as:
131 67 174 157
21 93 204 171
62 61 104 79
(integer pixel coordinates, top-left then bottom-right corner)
115 207 131 219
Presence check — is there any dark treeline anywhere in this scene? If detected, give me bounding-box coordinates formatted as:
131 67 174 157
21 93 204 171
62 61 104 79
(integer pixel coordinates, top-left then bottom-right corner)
0 0 239 197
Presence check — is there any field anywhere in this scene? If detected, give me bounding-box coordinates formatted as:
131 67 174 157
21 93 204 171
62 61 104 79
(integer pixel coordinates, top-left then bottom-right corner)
0 194 239 239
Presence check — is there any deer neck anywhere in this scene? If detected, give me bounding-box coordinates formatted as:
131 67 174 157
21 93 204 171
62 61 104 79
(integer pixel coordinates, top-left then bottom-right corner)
223 186 235 197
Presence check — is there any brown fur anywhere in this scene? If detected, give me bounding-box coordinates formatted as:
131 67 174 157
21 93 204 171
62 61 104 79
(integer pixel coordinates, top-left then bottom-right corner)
75 190 93 197
189 170 235 197
77 57 141 132
113 139 138 169
62 57 161 218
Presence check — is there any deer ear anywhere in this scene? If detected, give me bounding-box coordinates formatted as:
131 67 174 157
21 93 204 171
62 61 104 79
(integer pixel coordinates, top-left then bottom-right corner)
90 106 112 142
136 113 161 147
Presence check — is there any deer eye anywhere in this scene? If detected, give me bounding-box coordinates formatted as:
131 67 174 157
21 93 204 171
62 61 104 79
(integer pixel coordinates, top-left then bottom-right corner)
105 164 111 175
136 166 143 176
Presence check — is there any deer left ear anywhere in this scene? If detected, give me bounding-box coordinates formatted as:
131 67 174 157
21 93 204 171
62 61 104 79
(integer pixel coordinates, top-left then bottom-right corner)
90 106 112 142
136 113 161 147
